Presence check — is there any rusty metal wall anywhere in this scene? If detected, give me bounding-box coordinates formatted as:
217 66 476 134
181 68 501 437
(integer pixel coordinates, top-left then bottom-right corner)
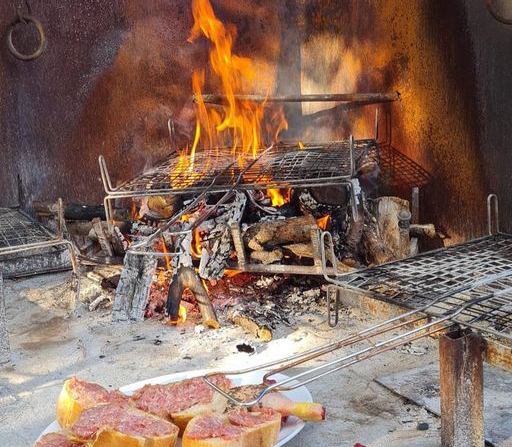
0 0 511 241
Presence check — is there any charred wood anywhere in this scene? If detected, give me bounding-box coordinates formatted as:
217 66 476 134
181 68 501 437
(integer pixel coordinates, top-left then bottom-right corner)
227 305 273 341
166 266 219 328
33 201 108 220
112 253 157 322
250 248 283 265
92 218 114 257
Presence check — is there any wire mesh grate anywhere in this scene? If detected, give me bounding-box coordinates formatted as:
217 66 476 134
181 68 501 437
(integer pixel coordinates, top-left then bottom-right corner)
112 139 378 195
337 234 512 338
379 145 432 190
0 208 56 250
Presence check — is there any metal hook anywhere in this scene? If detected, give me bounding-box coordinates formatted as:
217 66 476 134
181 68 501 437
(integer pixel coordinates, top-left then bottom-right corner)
487 194 499 235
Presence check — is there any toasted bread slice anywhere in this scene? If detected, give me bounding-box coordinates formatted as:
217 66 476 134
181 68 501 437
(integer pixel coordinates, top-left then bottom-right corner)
56 377 127 428
131 375 232 435
68 403 179 447
34 432 85 447
182 409 281 447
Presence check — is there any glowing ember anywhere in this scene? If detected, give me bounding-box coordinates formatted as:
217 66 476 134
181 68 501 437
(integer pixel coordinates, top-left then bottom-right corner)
267 188 291 207
317 215 331 230
160 237 172 270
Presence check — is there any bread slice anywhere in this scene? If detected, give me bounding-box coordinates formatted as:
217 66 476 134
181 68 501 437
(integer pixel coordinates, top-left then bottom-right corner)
34 432 85 447
131 375 232 435
68 402 179 447
182 409 281 447
56 377 127 428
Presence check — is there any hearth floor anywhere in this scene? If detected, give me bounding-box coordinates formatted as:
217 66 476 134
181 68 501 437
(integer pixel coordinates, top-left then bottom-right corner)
1 271 443 447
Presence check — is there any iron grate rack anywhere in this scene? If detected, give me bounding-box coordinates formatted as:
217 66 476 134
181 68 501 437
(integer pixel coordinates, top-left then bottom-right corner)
100 139 378 197
322 232 512 341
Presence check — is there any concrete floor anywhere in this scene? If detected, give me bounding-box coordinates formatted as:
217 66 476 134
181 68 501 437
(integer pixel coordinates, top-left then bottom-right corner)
0 271 441 447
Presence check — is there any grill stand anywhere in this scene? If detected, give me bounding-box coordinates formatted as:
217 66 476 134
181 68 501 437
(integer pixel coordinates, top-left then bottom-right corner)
0 272 9 365
439 327 484 447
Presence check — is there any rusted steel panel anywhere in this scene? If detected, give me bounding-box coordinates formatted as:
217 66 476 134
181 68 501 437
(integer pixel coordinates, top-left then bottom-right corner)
439 328 484 447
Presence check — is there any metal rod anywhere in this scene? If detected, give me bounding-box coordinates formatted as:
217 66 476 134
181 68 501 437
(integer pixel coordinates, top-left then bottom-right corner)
203 275 512 406
198 92 400 105
439 328 484 447
487 194 499 235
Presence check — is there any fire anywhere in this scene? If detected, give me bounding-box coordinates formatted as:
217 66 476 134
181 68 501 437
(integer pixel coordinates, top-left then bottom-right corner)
224 269 241 277
160 237 172 270
317 215 331 230
298 141 305 150
191 230 202 258
185 0 288 167
178 304 187 324
267 188 291 207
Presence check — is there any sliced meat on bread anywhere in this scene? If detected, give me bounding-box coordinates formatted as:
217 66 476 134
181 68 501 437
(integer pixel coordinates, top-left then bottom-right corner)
68 402 179 447
182 408 281 447
131 374 232 435
56 377 128 428
34 433 85 447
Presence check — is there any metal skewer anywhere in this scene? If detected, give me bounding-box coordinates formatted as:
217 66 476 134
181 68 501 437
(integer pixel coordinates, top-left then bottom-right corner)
203 269 512 406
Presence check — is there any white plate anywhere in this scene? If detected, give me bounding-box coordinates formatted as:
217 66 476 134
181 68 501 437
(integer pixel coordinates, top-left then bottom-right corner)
38 369 312 447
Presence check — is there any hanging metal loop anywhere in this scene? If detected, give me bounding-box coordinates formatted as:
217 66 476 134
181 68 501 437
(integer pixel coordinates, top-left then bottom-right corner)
7 1 46 61
485 0 512 25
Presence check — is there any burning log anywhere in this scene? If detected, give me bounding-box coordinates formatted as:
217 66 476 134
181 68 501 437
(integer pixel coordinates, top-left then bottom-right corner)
166 266 218 329
0 272 10 365
112 253 158 322
244 215 316 251
226 304 273 341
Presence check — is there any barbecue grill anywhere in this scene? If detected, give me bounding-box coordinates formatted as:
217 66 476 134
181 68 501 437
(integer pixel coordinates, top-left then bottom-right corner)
0 199 78 275
319 195 512 344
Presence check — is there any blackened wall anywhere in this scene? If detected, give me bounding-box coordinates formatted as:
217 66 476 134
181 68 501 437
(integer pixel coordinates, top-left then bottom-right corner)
1 0 511 243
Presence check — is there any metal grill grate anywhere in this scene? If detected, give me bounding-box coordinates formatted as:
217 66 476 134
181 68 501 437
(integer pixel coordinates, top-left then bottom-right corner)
379 145 432 190
0 208 56 251
106 139 378 196
334 234 512 339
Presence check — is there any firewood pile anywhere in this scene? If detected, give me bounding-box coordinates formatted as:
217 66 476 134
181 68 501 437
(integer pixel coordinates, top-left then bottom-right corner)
32 152 435 333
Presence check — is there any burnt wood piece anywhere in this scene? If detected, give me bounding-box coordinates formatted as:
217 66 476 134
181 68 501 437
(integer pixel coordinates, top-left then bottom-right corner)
33 201 107 220
166 266 218 329
439 328 484 447
92 218 114 257
410 224 436 238
250 248 283 265
68 221 131 237
244 216 316 251
282 242 353 272
198 92 400 104
362 215 395 265
200 192 247 280
112 253 157 322
0 272 10 365
227 306 272 342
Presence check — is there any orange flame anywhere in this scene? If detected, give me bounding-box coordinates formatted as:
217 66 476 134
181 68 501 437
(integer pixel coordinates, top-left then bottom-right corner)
178 304 187 324
185 0 287 167
160 237 172 270
317 215 331 230
191 230 202 258
298 141 305 150
267 188 291 207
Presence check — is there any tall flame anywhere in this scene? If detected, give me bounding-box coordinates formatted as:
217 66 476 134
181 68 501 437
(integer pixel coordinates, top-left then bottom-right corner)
187 0 287 163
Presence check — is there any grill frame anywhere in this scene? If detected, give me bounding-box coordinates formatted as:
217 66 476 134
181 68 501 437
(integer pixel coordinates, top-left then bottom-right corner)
0 200 78 275
100 138 378 197
322 232 512 342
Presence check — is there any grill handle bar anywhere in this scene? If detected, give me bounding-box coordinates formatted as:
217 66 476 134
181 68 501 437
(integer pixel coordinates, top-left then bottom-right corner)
197 92 400 105
204 271 512 406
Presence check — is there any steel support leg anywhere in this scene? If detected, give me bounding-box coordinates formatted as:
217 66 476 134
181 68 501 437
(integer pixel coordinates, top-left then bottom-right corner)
0 272 10 365
439 327 484 447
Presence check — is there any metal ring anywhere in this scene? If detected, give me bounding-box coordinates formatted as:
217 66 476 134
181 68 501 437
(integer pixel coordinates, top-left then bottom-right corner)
7 14 46 61
485 0 512 24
